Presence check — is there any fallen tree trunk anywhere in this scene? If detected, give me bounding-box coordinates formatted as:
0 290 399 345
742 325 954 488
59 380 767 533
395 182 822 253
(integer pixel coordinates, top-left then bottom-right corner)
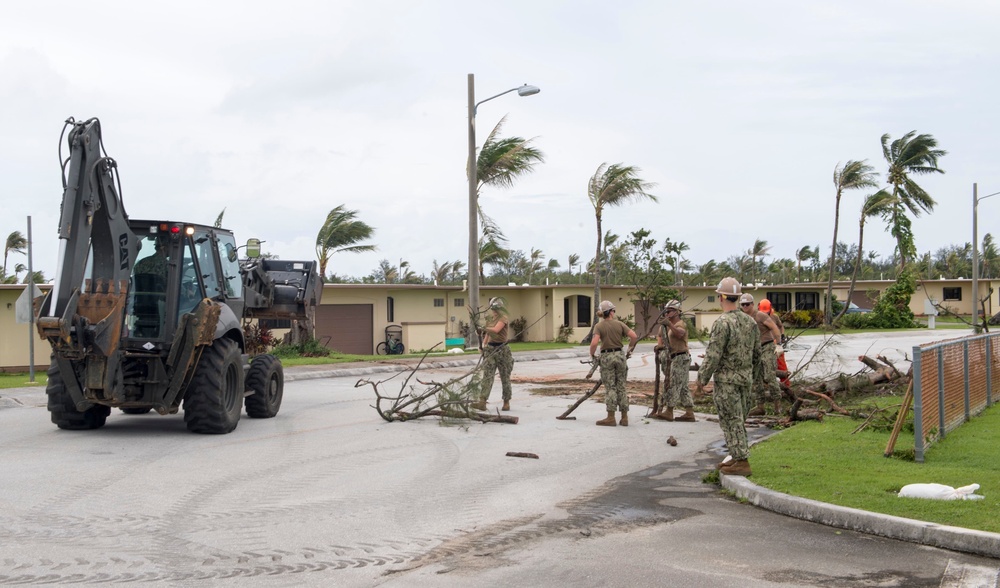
811 355 903 393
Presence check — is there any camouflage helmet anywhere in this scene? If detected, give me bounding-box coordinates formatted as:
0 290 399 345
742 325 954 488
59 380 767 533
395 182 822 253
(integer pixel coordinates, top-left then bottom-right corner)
715 276 742 296
598 300 616 313
739 293 754 306
663 299 682 312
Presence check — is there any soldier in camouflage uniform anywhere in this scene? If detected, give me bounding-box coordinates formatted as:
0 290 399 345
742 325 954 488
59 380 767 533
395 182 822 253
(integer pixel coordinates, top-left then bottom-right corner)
589 300 639 427
739 292 783 416
651 299 696 422
697 278 760 476
134 235 170 284
474 297 515 411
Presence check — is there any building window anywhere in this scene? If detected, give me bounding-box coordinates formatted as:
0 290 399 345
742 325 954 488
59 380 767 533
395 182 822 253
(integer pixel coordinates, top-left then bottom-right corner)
943 287 962 301
576 296 592 327
707 295 715 304
260 319 291 329
796 292 819 311
454 298 464 307
387 296 394 322
766 292 791 313
434 298 445 307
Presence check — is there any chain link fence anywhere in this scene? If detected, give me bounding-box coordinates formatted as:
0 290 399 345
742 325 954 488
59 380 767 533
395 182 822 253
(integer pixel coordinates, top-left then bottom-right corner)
912 332 999 462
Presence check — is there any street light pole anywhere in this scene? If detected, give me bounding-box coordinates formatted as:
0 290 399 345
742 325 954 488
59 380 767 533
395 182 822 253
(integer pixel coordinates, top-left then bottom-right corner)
972 182 1000 332
466 73 540 349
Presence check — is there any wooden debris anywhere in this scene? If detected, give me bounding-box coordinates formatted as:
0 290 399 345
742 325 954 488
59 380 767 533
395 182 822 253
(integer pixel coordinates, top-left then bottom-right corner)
506 452 539 459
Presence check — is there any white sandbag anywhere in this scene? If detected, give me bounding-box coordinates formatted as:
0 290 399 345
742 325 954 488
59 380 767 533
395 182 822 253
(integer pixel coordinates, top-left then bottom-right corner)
898 483 984 500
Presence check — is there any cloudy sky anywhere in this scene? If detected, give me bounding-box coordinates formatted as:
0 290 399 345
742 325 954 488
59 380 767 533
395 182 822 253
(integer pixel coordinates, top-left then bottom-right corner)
2 1 999 283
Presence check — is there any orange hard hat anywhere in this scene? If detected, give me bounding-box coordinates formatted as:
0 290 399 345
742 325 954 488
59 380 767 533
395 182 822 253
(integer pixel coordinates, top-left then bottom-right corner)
759 299 772 313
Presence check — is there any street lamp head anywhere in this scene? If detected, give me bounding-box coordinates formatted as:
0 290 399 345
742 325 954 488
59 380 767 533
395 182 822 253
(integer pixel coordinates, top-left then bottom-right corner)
517 84 541 97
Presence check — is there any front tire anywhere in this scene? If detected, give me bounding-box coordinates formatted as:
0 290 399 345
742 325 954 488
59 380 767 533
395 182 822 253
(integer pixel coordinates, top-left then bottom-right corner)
183 338 244 434
392 342 405 355
46 361 110 430
245 354 283 418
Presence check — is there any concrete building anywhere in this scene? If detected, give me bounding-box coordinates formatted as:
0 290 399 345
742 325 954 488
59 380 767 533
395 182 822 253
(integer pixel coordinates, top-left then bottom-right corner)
3 278 997 371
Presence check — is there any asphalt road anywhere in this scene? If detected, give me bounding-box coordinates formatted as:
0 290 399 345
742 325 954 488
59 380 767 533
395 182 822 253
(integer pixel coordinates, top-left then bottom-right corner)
1 331 998 586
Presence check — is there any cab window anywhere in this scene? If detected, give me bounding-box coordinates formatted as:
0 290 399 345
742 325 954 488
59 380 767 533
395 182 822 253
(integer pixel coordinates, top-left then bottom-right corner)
217 234 243 299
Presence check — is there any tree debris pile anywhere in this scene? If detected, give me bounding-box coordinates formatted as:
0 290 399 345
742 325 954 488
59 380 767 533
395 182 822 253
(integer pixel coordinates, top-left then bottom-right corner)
358 357 518 424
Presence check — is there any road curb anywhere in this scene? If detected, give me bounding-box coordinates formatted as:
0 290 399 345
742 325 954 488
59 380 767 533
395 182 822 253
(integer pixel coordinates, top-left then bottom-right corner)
721 474 1000 559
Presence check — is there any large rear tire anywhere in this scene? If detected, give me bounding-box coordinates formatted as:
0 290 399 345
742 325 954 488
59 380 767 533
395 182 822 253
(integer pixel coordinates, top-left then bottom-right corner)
183 338 244 434
245 354 283 418
46 362 110 430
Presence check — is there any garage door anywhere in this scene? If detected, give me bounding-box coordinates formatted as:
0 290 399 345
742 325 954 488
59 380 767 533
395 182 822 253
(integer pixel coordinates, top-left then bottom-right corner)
315 304 374 355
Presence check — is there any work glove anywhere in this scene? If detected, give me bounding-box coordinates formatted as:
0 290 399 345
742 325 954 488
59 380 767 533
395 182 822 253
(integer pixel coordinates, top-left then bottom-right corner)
774 344 784 357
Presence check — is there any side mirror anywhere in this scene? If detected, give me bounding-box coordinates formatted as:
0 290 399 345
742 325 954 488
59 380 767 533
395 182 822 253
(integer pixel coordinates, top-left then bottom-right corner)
246 239 261 259
225 243 238 263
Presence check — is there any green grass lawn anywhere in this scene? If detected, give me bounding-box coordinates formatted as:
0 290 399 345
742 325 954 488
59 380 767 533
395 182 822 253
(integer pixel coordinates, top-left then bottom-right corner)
0 372 47 389
749 398 1000 533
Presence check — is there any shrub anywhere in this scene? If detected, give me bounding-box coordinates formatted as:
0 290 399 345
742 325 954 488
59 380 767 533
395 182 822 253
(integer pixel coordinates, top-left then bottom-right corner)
272 337 331 358
243 322 277 356
556 324 574 343
509 316 527 342
836 312 871 330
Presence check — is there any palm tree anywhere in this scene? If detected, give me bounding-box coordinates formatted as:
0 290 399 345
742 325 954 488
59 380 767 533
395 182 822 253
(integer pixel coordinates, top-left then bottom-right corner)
448 260 466 283
568 253 580 281
476 115 545 236
588 163 657 310
747 239 771 286
826 160 880 324
839 190 893 320
3 230 27 279
794 246 814 282
665 239 690 285
431 260 453 285
982 234 999 279
479 239 508 279
525 248 545 284
315 205 376 281
214 208 226 229
880 131 947 270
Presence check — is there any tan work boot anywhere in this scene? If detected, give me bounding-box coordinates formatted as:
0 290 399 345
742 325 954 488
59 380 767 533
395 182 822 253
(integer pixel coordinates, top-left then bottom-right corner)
596 411 617 427
652 407 674 421
674 409 696 422
619 413 629 427
471 400 487 411
719 459 752 476
747 404 765 417
502 400 510 411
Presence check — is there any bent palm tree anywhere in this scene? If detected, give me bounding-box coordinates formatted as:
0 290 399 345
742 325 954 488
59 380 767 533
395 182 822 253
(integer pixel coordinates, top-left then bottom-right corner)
4 230 27 279
315 205 376 280
588 163 657 313
826 160 879 324
881 131 946 270
839 190 893 321
748 239 771 286
476 115 545 235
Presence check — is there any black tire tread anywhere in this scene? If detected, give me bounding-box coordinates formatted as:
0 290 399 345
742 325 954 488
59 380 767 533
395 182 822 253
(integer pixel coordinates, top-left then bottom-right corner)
244 354 283 418
46 361 110 430
183 338 244 434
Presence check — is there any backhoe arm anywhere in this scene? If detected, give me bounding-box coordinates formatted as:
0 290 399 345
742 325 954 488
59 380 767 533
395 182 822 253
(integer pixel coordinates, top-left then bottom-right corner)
38 117 137 363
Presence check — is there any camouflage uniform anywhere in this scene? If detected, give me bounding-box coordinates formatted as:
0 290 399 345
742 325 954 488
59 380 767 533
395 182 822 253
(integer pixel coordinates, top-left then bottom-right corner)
595 319 631 413
697 309 759 461
749 310 779 406
479 314 513 403
134 252 168 282
658 324 693 410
